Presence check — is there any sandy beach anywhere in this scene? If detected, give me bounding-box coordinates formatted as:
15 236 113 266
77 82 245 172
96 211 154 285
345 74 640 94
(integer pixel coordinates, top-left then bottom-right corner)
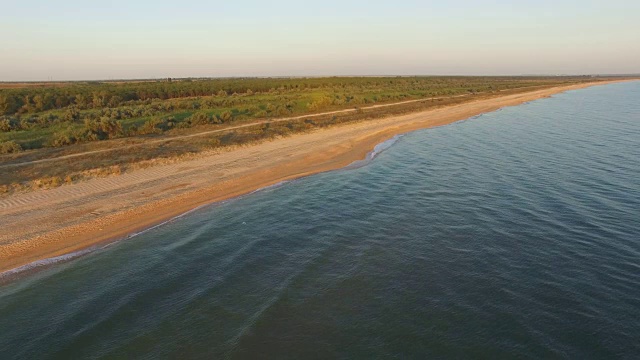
0 81 627 274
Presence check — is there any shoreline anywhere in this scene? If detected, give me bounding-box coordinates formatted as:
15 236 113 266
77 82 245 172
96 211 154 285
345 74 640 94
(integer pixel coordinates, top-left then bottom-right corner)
0 80 633 276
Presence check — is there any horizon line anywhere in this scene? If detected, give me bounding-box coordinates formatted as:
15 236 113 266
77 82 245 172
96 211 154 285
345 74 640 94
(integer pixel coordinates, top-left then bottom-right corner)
2 73 639 83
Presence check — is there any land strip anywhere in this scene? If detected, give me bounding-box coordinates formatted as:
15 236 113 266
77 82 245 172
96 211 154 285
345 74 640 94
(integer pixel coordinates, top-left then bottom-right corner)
0 80 631 274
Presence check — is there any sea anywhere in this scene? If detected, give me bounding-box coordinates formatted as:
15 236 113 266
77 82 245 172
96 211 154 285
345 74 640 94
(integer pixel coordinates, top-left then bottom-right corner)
1 81 639 359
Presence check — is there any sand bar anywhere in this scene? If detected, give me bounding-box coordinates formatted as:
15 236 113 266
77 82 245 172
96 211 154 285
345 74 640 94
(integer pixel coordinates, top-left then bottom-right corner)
0 81 629 274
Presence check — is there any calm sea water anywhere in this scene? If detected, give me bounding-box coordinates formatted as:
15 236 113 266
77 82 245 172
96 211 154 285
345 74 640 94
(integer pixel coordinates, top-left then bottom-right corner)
1 82 639 359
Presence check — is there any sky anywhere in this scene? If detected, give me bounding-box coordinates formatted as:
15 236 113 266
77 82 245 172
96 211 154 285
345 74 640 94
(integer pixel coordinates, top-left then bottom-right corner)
1 0 639 81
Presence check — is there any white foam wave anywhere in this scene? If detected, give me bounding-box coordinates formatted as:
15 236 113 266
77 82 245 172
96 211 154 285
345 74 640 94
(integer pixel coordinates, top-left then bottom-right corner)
368 135 403 160
345 134 403 169
248 180 289 195
0 248 95 279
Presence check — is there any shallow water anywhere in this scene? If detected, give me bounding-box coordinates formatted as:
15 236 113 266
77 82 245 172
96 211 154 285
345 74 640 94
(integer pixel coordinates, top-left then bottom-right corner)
1 82 639 359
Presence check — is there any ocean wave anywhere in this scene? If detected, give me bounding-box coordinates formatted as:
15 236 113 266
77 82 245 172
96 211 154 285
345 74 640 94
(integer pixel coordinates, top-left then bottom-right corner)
0 248 96 280
369 135 404 160
248 180 290 195
345 134 403 169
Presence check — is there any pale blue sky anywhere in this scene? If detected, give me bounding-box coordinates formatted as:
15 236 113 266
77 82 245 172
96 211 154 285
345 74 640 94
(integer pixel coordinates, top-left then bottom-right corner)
1 0 638 80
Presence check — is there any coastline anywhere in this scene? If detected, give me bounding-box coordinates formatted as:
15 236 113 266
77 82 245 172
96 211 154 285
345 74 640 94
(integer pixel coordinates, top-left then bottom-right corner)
0 80 632 275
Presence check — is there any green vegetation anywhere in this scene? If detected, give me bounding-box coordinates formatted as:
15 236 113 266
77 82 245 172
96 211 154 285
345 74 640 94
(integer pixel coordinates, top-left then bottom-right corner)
0 76 611 193
0 140 22 154
0 76 593 150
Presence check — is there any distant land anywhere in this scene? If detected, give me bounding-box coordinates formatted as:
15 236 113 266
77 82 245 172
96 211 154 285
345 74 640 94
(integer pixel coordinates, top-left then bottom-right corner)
2 73 640 85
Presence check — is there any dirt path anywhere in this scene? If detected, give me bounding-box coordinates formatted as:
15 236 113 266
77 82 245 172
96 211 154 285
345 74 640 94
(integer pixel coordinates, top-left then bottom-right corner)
0 81 626 274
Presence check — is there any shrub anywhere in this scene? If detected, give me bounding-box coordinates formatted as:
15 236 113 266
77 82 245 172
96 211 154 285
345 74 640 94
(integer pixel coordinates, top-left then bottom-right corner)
83 118 123 140
51 131 78 147
0 140 23 154
220 110 233 122
37 113 59 126
138 117 173 135
127 124 139 135
63 106 81 122
188 111 211 126
108 95 123 107
276 106 290 116
164 116 176 128
138 118 163 135
307 96 332 111
19 118 36 130
0 118 12 132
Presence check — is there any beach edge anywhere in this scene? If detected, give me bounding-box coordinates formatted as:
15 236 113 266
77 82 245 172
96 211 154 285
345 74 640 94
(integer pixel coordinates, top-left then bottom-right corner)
0 80 635 276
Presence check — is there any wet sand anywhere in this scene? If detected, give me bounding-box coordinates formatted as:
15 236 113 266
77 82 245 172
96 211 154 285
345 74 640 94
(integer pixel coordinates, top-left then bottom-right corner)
0 81 626 274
